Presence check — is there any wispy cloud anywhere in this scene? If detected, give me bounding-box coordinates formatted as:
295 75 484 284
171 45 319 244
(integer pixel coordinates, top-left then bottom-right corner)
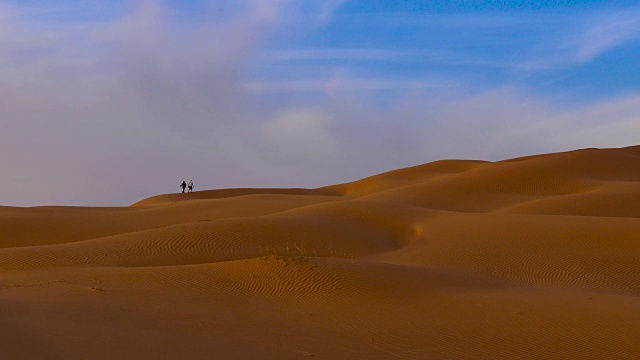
266 48 412 62
337 11 562 29
262 9 640 80
573 10 640 62
261 47 519 70
244 76 457 94
316 0 347 24
516 9 640 70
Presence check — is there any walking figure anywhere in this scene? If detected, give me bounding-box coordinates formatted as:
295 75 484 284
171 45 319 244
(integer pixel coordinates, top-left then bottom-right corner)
188 180 194 193
180 181 187 193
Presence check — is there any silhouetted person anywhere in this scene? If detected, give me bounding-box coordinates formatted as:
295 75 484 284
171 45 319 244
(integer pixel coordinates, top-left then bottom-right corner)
188 180 194 193
180 181 187 193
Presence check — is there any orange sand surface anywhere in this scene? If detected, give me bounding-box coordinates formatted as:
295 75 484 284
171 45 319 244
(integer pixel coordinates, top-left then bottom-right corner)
2 146 640 359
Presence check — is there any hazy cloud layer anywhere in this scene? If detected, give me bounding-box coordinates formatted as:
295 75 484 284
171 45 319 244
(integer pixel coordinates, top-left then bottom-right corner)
1 0 639 206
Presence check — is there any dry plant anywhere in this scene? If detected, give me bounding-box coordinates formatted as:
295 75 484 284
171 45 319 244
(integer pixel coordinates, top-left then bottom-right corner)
265 242 315 263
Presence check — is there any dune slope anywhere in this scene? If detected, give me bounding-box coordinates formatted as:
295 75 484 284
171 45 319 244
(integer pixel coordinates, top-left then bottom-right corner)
2 146 640 359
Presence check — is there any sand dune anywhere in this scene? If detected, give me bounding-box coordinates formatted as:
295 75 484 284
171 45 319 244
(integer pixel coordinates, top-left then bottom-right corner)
2 146 640 359
132 187 340 207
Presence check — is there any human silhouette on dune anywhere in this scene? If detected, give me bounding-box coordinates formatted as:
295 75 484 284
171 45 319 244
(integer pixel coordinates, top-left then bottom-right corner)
188 180 194 193
180 181 187 193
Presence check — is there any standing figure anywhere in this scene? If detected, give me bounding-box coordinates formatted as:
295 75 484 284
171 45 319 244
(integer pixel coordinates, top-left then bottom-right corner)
180 181 187 193
188 180 194 193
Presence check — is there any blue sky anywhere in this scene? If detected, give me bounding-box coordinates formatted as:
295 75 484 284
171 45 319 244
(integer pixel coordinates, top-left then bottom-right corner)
1 0 640 206
252 1 640 101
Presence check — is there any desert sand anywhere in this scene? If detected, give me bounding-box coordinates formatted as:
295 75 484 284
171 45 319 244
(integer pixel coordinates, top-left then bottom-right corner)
2 145 640 359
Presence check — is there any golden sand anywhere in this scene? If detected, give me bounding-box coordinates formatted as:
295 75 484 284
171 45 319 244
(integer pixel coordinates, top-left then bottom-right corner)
2 146 640 359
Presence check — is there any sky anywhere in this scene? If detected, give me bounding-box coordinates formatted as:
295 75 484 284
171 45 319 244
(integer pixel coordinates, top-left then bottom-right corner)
1 0 640 206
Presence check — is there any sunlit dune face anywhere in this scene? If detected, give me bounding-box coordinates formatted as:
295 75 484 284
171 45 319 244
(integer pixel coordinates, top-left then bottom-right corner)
2 146 640 358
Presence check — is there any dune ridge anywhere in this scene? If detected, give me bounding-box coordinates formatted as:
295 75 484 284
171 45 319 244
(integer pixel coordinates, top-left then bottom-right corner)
2 146 640 359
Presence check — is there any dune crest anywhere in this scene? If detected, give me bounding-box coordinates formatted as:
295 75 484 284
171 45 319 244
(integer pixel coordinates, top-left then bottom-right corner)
2 146 640 359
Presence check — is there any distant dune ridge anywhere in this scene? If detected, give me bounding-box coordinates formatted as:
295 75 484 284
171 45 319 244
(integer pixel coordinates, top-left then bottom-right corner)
2 145 640 359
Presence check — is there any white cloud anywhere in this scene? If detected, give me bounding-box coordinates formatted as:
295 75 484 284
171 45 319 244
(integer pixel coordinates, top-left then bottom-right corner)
0 0 294 206
261 107 338 160
411 89 640 161
0 0 358 206
542 96 640 149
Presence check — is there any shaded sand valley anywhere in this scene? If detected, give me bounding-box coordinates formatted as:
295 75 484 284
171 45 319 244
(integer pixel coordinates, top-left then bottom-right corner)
2 146 640 359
